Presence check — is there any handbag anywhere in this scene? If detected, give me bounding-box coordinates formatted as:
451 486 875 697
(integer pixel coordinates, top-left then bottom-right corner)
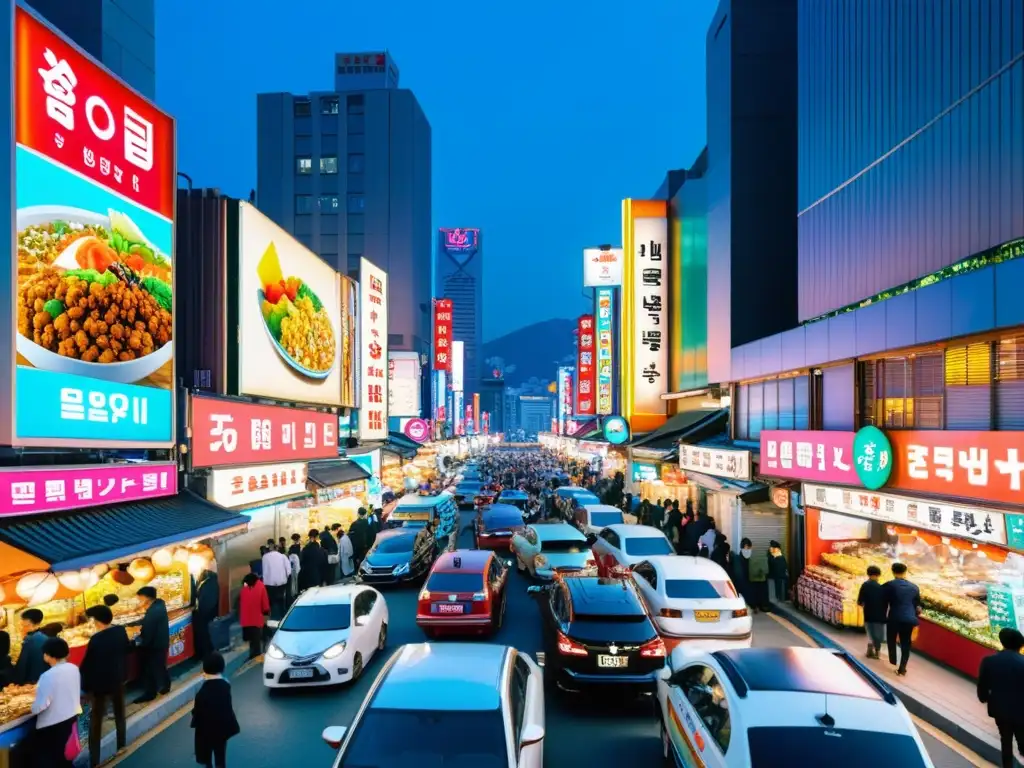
64 720 83 761
327 553 340 565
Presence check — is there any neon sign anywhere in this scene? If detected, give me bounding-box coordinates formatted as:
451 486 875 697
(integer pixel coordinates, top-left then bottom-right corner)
440 227 479 254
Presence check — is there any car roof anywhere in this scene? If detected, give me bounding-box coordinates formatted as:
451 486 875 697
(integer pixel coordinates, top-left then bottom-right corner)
483 504 524 518
397 492 453 507
604 524 667 538
565 576 644 616
293 584 363 606
582 504 623 514
374 643 509 711
532 522 586 541
433 549 492 572
499 489 527 497
646 555 729 579
713 647 884 701
374 528 417 543
555 486 589 495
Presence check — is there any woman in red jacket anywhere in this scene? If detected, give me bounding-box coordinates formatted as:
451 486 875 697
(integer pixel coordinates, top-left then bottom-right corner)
238 573 270 660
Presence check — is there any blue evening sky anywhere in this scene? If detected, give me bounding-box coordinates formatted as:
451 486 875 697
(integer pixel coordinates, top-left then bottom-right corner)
156 0 716 341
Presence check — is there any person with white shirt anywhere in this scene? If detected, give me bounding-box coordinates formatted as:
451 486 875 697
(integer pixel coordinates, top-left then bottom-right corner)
338 528 355 581
261 546 292 620
31 637 82 767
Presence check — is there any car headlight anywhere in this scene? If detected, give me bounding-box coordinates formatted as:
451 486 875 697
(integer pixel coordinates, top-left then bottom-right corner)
266 644 285 660
360 560 372 572
394 562 410 575
322 642 347 660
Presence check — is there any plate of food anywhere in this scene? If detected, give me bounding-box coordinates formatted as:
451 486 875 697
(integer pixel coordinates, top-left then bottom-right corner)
256 241 337 379
15 206 173 385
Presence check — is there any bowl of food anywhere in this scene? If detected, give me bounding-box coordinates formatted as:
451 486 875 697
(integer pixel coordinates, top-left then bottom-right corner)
15 205 173 385
255 241 336 379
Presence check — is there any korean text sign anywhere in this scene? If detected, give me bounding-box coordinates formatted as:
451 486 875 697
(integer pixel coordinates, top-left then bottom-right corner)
760 429 893 489
11 8 176 447
557 366 574 435
595 288 615 415
583 247 623 288
190 396 338 469
576 315 596 416
208 462 308 508
433 298 453 370
359 258 389 440
0 462 177 519
626 202 668 422
679 445 752 482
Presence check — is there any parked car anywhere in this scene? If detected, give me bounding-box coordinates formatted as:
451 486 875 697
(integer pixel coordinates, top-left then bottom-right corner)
572 503 628 535
476 504 527 550
590 524 675 575
454 481 485 510
416 550 510 637
496 488 530 514
358 528 438 585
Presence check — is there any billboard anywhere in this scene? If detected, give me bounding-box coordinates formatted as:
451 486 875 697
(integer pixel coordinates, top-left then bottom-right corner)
432 298 452 370
440 227 480 256
622 199 668 432
339 276 358 407
238 202 344 406
451 340 465 392
358 257 388 440
583 247 624 287
8 8 176 447
576 315 595 416
388 351 420 418
454 390 464 435
595 288 615 415
557 366 574 435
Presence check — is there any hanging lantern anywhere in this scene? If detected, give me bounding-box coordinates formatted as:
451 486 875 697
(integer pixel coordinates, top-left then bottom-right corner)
91 563 109 580
110 564 135 586
187 554 207 577
127 558 156 583
151 549 174 574
57 568 100 593
192 544 215 563
16 572 59 606
172 547 190 565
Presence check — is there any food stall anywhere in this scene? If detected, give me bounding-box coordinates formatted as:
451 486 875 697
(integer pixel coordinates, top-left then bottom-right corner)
602 447 628 480
796 483 1024 678
283 461 372 537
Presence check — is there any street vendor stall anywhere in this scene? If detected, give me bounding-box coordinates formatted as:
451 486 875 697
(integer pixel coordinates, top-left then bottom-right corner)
281 460 372 537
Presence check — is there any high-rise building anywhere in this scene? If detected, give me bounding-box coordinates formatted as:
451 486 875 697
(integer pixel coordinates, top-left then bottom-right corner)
256 52 432 356
24 0 156 99
479 377 506 433
437 228 483 397
518 396 552 437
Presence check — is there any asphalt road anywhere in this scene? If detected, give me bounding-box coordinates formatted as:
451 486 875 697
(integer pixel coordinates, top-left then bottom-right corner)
115 511 988 768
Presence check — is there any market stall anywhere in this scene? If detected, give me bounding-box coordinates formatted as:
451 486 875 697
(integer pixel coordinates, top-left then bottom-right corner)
602 447 628 480
289 460 372 535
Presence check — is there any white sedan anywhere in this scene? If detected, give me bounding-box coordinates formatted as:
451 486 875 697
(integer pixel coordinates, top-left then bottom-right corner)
590 524 675 575
571 503 636 534
631 556 752 647
263 584 388 689
323 643 545 767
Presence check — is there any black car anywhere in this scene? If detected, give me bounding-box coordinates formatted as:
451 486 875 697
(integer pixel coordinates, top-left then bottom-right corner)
453 481 484 510
358 529 437 585
529 575 666 693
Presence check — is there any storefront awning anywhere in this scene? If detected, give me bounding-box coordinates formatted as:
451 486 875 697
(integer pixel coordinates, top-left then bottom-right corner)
566 420 598 438
0 492 249 572
306 460 371 488
685 472 770 504
630 409 729 450
385 432 420 458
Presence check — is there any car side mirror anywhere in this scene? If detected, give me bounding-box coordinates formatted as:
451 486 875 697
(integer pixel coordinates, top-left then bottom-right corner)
322 725 347 749
520 722 545 747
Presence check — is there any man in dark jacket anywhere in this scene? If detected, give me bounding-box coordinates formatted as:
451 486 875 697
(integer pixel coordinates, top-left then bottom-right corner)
319 526 339 584
81 605 130 767
977 628 1024 768
881 562 921 676
857 565 887 658
348 508 372 568
134 586 171 703
299 531 325 591
11 608 47 684
192 570 220 662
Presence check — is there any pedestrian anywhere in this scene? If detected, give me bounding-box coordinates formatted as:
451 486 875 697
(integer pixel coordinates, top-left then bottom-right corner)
319 526 339 584
0 631 11 690
349 508 372 568
287 533 302 558
649 500 665 531
192 569 220 661
248 547 266 580
29 637 82 768
663 503 684 554
80 605 130 768
133 586 171 703
638 499 651 527
261 544 291 619
977 628 1024 768
190 652 240 768
856 565 887 659
732 538 756 612
238 574 269 660
681 507 700 556
338 527 355 582
882 562 921 676
698 519 718 557
710 532 732 572
767 540 789 602
12 608 47 685
298 530 324 592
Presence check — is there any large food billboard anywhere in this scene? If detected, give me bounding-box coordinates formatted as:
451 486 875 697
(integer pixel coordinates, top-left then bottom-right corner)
237 202 345 407
6 7 176 447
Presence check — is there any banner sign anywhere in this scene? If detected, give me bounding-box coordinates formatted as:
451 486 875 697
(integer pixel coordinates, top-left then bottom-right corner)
596 288 615 415
576 315 596 416
432 298 453 370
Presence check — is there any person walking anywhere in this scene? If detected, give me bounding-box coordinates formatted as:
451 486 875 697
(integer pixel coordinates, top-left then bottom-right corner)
649 500 666 531
882 562 921 676
192 569 220 662
338 527 355 582
663 503 684 554
238 574 270 660
287 536 302 602
12 608 48 685
698 519 718 558
30 637 82 768
767 540 789 602
710 532 732 572
80 605 130 768
732 538 755 612
977 628 1024 768
133 586 170 703
319 526 339 585
191 653 240 768
298 531 325 592
348 508 372 569
856 565 887 659
261 545 291 619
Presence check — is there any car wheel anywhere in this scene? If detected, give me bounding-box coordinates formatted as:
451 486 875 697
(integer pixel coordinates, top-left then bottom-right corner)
352 652 363 681
377 622 388 651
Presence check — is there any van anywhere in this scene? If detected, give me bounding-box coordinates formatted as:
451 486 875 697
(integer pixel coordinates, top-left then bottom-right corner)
388 491 459 543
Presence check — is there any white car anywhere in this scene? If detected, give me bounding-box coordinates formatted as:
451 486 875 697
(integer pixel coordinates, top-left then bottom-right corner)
572 503 636 534
631 556 752 648
511 522 595 580
263 584 388 689
322 643 545 767
590 524 675 575
658 645 934 767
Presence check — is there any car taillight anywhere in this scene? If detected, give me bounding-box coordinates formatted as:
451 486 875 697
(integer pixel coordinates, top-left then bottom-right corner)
732 608 749 618
556 630 588 656
472 591 487 602
659 608 683 619
640 637 667 658
418 589 431 602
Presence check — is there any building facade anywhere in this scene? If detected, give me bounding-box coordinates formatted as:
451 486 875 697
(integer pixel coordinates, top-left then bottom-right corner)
256 52 432 356
478 377 506 434
25 0 156 99
437 228 484 396
518 395 553 437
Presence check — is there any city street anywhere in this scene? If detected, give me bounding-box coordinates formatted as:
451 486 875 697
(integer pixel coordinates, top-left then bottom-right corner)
113 513 988 768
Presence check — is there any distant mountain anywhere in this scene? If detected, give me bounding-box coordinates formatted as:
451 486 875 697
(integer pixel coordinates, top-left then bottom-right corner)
482 319 578 390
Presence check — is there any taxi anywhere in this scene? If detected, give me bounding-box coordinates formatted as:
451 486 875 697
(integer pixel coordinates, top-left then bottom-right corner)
416 550 510 637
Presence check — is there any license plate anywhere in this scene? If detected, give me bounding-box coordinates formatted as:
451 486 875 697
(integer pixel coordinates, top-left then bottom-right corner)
434 603 465 614
694 610 721 622
598 655 629 668
290 668 315 679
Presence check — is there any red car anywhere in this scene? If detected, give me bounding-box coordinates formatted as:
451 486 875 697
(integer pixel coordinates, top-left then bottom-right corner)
474 504 526 550
416 550 509 637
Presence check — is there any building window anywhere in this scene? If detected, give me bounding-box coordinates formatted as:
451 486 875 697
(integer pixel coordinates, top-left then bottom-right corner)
320 156 339 174
295 195 313 215
944 343 991 430
294 98 311 117
997 336 1024 429
347 153 365 173
347 253 362 274
735 375 809 439
319 195 339 211
347 194 365 213
346 94 364 114
296 156 312 174
320 97 339 115
347 214 365 235
348 114 365 135
861 353 945 430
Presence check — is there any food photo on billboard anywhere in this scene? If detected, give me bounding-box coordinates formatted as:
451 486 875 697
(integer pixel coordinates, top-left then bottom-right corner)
6 7 176 447
339 275 358 408
235 202 345 407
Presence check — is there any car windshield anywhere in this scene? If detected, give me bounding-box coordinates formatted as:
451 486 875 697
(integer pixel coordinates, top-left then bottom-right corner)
374 535 417 554
624 537 674 556
747 728 928 768
341 708 507 768
664 579 737 599
426 572 484 593
484 513 523 529
589 511 624 527
542 539 587 553
281 604 350 632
